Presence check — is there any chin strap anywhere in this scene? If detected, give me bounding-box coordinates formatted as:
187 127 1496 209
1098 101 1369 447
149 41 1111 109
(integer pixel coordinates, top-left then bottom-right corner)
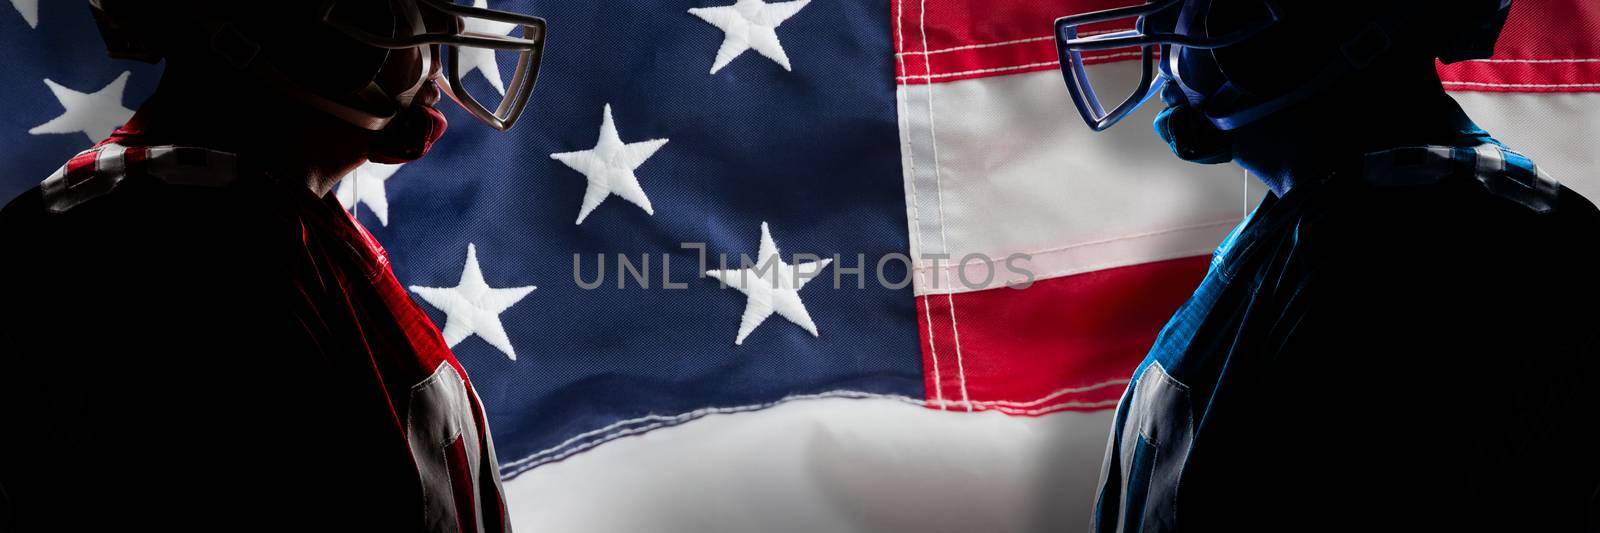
1154 102 1234 165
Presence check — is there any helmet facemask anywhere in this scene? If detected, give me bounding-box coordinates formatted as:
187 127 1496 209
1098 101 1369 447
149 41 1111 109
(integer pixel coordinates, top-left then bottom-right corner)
1053 0 1514 132
1052 0 1280 132
323 0 546 132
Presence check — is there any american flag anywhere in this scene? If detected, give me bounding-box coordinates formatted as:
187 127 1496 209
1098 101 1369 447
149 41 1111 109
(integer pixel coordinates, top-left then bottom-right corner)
3 0 1596 530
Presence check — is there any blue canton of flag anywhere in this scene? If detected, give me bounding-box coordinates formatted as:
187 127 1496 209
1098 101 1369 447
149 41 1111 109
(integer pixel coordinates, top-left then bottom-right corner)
0 0 923 479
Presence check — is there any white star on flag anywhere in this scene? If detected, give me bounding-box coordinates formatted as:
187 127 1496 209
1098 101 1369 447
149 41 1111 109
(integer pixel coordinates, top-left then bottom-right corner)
706 221 832 346
410 243 537 361
336 162 403 226
550 104 669 224
29 72 135 144
457 0 518 95
10 0 37 28
689 0 811 74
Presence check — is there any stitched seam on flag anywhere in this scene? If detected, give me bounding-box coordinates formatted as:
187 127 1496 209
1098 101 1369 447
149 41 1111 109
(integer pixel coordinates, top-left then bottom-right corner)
898 35 1054 57
1441 81 1600 88
499 389 1129 477
1465 58 1600 64
897 61 1062 81
915 251 1216 296
507 385 1127 470
917 0 972 412
899 56 1600 83
500 391 927 471
907 220 1240 295
504 394 1119 473
945 293 971 411
895 52 1144 82
895 29 1125 57
907 218 1243 273
503 401 1128 479
896 0 944 411
946 397 1122 414
912 0 946 409
922 295 946 409
960 379 1129 408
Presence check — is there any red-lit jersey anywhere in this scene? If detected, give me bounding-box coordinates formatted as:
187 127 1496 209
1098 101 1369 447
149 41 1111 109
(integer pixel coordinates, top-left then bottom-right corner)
0 136 510 532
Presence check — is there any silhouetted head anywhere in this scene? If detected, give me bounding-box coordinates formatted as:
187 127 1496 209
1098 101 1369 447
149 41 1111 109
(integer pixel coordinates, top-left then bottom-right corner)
90 0 546 165
1054 0 1512 174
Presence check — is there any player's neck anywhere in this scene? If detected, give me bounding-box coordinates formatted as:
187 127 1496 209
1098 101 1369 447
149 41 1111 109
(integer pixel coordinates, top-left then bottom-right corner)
1231 62 1479 198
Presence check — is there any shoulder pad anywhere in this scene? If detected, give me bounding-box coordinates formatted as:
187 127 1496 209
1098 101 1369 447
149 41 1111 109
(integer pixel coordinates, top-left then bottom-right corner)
40 144 241 214
1362 143 1560 214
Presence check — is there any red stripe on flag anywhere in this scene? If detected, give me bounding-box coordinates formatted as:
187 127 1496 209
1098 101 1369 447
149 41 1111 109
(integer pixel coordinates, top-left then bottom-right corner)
894 0 1600 92
1438 0 1600 92
893 0 1138 85
918 256 1210 415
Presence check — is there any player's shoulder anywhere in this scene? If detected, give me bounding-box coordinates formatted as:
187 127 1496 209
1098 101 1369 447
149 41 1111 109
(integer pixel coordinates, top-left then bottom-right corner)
1305 142 1600 284
0 143 302 284
1350 142 1599 232
1281 144 1599 330
27 143 250 209
1 143 278 236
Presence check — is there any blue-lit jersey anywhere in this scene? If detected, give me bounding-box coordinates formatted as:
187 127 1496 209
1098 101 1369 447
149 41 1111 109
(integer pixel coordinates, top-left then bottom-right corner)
1092 141 1600 532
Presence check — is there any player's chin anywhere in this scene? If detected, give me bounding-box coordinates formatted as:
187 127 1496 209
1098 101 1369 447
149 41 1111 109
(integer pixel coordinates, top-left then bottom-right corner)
367 102 450 164
420 103 449 139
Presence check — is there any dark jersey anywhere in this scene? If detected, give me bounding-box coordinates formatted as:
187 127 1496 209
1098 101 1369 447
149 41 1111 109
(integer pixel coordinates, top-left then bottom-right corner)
1091 142 1600 532
0 142 510 532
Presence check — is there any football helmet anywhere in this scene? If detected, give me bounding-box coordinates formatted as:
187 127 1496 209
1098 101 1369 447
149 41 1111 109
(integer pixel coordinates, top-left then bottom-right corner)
90 0 546 132
1053 0 1513 132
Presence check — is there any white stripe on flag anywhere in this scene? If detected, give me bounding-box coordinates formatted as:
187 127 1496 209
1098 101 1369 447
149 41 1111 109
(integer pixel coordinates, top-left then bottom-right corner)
503 397 1116 533
1453 91 1600 199
900 62 1270 295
